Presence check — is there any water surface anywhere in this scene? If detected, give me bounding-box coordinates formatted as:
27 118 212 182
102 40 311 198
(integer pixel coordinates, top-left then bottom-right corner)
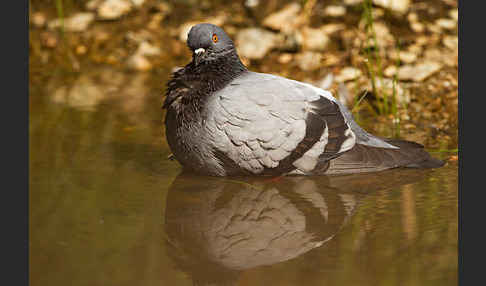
29 66 457 286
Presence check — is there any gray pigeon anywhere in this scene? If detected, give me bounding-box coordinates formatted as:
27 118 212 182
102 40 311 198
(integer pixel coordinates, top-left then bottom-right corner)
163 23 444 176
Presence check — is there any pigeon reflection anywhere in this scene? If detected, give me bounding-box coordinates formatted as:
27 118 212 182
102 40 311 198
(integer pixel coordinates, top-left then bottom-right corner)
165 169 428 285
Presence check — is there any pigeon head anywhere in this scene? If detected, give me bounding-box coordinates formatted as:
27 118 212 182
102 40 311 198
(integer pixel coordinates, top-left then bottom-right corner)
187 23 239 66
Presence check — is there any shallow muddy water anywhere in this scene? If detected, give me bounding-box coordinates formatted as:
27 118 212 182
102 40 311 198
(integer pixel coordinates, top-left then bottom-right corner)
29 64 457 286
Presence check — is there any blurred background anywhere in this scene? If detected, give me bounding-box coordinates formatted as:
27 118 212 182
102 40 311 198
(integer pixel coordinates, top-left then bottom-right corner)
29 0 458 150
29 1 458 286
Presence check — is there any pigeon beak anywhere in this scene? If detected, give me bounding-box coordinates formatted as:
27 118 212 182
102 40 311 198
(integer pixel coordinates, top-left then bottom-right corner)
193 48 206 66
194 48 205 55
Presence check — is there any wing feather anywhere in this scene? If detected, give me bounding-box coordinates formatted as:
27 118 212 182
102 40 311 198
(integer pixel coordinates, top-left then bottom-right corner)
207 72 360 175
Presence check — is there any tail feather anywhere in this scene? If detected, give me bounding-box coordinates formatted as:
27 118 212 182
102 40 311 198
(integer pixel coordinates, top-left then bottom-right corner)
325 138 445 175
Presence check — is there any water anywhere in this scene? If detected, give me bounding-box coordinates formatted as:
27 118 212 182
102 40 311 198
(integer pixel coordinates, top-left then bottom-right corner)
29 66 457 286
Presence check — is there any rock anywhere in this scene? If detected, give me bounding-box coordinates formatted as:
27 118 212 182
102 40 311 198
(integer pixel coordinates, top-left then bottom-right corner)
301 27 330 52
31 12 47 28
278 53 293 64
406 44 422 55
397 62 442 82
320 23 346 35
383 65 397 77
125 30 152 43
136 41 160 56
48 12 95 32
372 0 410 14
390 51 417 64
75 45 87 55
371 8 385 19
449 9 458 21
323 5 346 17
365 78 410 105
274 31 303 52
435 18 456 30
295 52 323 71
426 24 442 34
86 0 103 10
127 54 152 71
442 35 458 51
407 12 418 23
424 48 456 67
147 13 165 30
335 67 362 82
244 0 259 8
235 28 279 60
344 0 362 5
410 22 425 33
362 22 394 49
97 0 132 20
262 3 302 33
131 0 145 7
40 32 58 48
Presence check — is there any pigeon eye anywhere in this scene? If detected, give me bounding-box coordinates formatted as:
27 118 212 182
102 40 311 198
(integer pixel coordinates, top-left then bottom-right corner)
212 34 218 43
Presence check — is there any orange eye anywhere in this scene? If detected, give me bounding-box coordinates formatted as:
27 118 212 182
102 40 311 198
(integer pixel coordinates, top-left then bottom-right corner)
212 34 218 43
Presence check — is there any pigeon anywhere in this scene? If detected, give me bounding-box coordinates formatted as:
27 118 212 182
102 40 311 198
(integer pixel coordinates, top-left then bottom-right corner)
163 23 444 176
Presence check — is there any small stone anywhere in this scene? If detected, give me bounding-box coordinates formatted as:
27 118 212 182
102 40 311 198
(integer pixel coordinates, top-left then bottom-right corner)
368 22 394 48
31 12 46 28
244 0 259 8
40 32 58 48
344 0 362 5
365 78 409 105
262 3 302 32
372 0 410 14
435 18 456 30
397 61 442 82
407 12 418 23
371 8 385 18
320 23 346 35
383 65 397 77
86 0 103 10
335 67 362 82
152 2 172 14
410 20 424 32
415 36 429 46
442 35 458 51
323 5 346 17
301 27 330 52
235 28 279 60
392 51 417 64
127 54 152 71
295 52 323 71
407 44 423 55
278 53 293 64
76 45 87 55
136 41 160 56
130 0 145 7
276 31 303 52
322 54 341 66
97 0 132 20
48 12 95 32
426 24 442 34
125 30 152 43
147 13 165 30
449 9 458 21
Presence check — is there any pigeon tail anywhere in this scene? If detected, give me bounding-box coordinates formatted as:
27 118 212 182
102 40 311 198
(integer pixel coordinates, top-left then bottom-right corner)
325 138 445 175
